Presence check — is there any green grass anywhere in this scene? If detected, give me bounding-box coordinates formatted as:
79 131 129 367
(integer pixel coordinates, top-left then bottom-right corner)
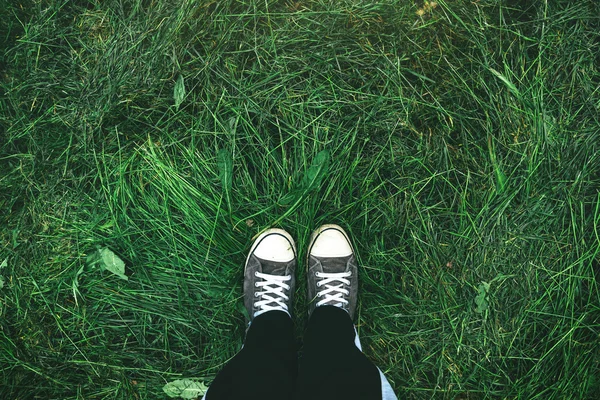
1 0 599 398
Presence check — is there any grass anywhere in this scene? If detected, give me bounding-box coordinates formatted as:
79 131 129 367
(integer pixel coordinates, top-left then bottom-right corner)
1 0 599 398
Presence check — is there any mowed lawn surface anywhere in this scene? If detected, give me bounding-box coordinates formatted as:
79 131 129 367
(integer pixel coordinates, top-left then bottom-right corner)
1 0 599 398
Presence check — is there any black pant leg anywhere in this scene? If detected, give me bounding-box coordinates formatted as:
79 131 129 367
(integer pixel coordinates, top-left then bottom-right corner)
206 310 297 400
295 306 382 400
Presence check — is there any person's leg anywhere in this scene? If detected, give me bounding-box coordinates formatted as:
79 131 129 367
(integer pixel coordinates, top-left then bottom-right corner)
295 225 397 400
205 229 298 400
295 305 382 399
206 310 296 400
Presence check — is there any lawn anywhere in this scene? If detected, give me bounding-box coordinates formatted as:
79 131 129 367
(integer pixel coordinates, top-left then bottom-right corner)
1 0 599 398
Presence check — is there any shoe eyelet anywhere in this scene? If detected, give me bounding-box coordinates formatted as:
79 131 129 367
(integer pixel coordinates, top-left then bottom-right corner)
254 292 259 297
255 282 259 287
315 272 321 277
316 282 322 287
254 271 259 277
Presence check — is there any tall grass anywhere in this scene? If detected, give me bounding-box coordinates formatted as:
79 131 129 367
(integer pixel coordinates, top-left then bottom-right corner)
1 0 599 398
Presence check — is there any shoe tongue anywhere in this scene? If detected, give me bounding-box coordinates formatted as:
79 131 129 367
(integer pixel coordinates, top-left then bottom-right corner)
319 255 351 273
255 256 289 275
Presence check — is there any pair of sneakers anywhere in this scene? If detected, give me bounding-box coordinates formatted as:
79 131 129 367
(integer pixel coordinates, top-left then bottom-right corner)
244 224 359 321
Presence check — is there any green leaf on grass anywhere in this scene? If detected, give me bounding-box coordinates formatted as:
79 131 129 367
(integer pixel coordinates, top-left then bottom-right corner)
217 149 233 192
489 67 521 98
474 281 490 313
280 149 331 206
301 149 330 191
0 258 8 289
174 74 185 111
217 148 233 214
87 248 128 281
488 136 506 194
163 379 208 399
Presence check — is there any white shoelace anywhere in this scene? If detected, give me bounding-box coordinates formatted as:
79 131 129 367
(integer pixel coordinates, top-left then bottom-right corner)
253 271 292 317
315 271 352 307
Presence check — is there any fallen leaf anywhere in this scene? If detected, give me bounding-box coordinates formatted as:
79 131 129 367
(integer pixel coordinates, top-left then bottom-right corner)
87 247 128 280
163 379 208 399
174 74 185 111
474 281 490 313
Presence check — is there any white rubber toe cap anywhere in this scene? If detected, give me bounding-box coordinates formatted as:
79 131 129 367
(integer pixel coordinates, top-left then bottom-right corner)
309 225 353 257
252 229 296 262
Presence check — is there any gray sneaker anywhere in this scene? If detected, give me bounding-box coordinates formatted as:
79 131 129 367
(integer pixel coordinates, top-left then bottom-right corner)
244 228 297 321
306 224 359 319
